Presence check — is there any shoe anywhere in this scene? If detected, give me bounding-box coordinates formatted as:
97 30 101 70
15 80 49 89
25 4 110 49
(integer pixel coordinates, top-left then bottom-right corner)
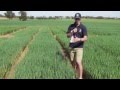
78 77 83 79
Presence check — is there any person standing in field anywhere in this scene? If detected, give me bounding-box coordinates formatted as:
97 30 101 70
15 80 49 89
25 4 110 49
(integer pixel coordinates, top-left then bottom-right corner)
66 13 88 79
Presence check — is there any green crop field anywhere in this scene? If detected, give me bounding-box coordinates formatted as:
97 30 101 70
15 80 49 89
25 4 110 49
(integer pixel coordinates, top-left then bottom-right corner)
0 19 120 79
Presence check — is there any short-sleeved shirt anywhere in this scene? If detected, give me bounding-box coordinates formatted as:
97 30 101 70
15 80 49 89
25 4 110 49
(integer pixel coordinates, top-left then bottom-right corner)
66 23 88 48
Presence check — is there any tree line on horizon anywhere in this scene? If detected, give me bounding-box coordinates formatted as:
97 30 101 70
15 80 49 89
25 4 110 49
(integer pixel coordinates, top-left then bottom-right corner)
0 11 27 21
0 11 120 20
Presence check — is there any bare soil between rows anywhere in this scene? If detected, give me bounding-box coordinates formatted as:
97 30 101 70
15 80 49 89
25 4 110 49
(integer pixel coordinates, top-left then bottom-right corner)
4 30 39 79
0 34 14 38
0 27 26 39
51 30 92 79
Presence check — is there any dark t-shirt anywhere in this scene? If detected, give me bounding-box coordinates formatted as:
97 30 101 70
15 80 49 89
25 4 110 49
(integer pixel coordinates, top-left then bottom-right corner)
66 23 88 48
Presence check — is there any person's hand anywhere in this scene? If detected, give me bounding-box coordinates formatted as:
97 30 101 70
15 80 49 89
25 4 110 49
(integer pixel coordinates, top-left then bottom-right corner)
74 37 81 42
73 28 77 33
71 28 77 33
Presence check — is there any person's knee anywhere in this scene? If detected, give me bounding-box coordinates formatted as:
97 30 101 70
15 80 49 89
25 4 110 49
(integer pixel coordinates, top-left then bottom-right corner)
70 53 74 62
70 58 74 62
76 60 82 66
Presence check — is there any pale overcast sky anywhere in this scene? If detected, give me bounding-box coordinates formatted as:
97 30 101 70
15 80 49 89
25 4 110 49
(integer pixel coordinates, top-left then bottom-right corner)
0 11 120 17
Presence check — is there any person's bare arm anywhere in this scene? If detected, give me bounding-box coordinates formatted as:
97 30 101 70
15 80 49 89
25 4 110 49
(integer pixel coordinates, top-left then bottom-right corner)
80 36 88 42
67 28 77 38
67 32 73 38
74 36 88 42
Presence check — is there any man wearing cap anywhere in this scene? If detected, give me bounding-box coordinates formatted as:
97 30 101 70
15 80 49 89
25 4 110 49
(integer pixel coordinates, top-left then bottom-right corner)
66 13 88 79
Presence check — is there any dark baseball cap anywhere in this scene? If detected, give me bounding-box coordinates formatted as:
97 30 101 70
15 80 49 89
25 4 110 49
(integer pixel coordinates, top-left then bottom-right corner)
74 13 81 19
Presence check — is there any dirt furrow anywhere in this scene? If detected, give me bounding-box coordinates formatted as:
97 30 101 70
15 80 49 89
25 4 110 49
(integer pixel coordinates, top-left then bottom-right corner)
51 31 70 60
51 30 92 79
0 27 27 39
4 30 40 79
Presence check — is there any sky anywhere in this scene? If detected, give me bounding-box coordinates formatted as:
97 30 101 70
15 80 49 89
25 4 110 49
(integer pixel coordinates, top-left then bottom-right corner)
0 11 120 18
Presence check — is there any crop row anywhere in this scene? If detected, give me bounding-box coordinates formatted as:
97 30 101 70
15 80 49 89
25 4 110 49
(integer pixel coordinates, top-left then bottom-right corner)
15 27 74 79
0 27 38 78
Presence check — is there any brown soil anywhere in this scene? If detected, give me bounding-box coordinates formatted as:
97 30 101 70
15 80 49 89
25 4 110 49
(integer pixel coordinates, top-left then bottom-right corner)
52 32 69 60
4 30 39 79
5 47 29 79
0 34 14 39
0 27 26 39
51 30 92 79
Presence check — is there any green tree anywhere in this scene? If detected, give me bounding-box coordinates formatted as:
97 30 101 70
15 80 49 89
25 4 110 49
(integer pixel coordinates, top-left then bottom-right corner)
4 11 15 20
19 11 27 21
29 16 34 19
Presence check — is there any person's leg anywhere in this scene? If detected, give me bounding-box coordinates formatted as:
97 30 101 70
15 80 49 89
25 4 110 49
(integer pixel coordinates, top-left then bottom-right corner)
70 49 75 68
75 48 83 79
70 49 78 78
77 61 83 79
